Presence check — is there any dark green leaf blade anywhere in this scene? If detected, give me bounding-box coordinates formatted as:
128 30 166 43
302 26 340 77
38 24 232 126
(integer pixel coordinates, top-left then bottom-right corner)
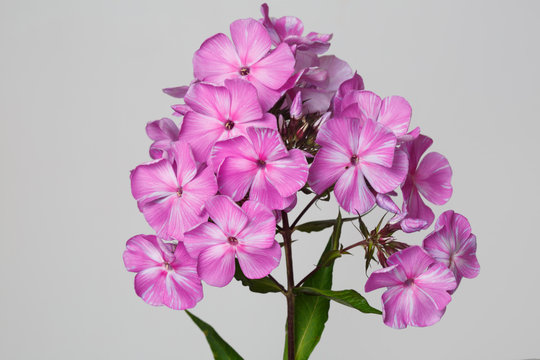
233 260 282 294
295 287 382 315
294 219 336 233
284 214 344 360
185 311 244 360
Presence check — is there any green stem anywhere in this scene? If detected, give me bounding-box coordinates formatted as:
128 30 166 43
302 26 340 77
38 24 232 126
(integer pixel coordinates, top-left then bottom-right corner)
281 211 295 360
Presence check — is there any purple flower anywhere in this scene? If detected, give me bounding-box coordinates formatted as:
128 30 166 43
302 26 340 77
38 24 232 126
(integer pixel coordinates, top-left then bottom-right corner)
183 195 281 287
145 118 179 160
211 127 308 210
193 18 295 110
179 79 276 163
402 134 453 228
123 234 203 310
365 246 457 329
308 117 408 214
423 211 480 291
332 72 365 116
130 141 217 240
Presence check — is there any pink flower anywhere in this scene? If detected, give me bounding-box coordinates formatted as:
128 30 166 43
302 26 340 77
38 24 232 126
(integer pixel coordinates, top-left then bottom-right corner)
193 18 295 110
260 3 332 54
130 141 217 240
308 117 408 214
376 193 427 233
179 79 276 163
332 72 365 116
123 234 203 310
365 246 457 329
423 211 480 291
339 90 418 141
401 134 453 229
183 196 281 287
145 118 179 160
211 127 308 210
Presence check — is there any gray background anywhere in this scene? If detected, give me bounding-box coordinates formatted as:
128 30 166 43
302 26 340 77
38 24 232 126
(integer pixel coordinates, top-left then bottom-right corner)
1 0 539 359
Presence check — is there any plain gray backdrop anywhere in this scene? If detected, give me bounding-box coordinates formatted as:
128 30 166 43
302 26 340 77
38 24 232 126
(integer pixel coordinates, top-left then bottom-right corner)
1 0 539 359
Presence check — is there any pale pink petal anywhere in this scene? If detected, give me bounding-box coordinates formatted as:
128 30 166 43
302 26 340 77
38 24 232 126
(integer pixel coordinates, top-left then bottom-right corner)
183 222 228 259
210 135 258 172
138 196 176 239
315 55 353 91
184 82 231 120
334 167 375 214
365 264 406 292
378 96 412 137
238 200 276 249
401 218 428 233
163 86 189 99
358 118 397 168
134 267 168 307
149 139 174 160
299 88 334 114
197 244 236 287
205 195 249 236
177 111 225 163
273 16 304 38
164 242 203 310
247 127 288 161
380 285 410 329
290 91 303 119
403 185 434 228
376 193 400 214
265 149 308 197
235 113 277 132
247 77 282 111
334 72 365 115
250 169 290 210
236 241 281 279
230 19 271 66
181 166 218 218
387 246 435 279
193 33 241 84
415 262 457 295
171 141 198 186
341 90 382 121
361 149 408 193
308 146 349 194
316 116 362 156
415 152 452 205
131 159 177 203
225 78 263 123
123 234 164 272
217 157 258 201
249 43 295 89
398 126 421 143
406 287 447 327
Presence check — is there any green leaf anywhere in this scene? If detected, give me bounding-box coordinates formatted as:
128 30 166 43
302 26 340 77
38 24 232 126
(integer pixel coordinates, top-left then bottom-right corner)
358 216 370 238
284 214 343 360
234 260 282 294
185 311 244 360
294 216 357 233
294 287 382 315
318 249 342 267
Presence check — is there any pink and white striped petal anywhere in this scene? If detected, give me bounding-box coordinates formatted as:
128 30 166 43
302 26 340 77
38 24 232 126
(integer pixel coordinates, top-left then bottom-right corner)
183 222 228 259
250 170 292 210
171 141 198 187
238 200 277 249
378 96 412 137
361 149 408 194
134 267 168 307
308 146 349 194
358 119 397 168
130 159 177 203
236 241 282 279
123 234 164 273
205 196 249 237
193 33 241 84
247 127 289 161
211 135 258 172
387 246 435 280
365 264 406 292
249 43 295 90
341 90 382 121
415 152 453 205
178 111 225 163
217 157 258 201
334 167 375 215
197 244 236 287
265 149 308 198
225 79 263 123
230 19 271 66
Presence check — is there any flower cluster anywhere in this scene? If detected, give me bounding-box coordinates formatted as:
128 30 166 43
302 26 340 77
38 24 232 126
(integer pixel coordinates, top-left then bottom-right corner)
123 3 479 335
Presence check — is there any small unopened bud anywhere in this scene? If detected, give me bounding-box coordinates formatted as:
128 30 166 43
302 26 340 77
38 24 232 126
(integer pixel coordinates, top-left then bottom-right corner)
290 92 303 119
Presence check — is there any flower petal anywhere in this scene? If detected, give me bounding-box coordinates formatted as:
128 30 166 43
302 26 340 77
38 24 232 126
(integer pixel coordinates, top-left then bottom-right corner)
308 146 349 194
387 246 435 280
341 90 382 122
193 33 241 84
183 222 228 259
361 149 408 194
403 134 433 170
123 234 164 272
403 185 434 229
210 135 258 172
171 141 198 186
415 152 453 205
415 262 457 295
334 167 375 215
225 78 263 123
178 111 225 163
236 241 281 279
358 118 397 168
316 116 362 156
184 82 231 120
134 267 167 307
238 200 276 249
247 127 288 161
250 169 290 210
130 159 177 203
378 96 412 137
265 149 308 197
365 264 406 292
217 157 258 201
205 195 249 236
230 18 271 66
249 43 295 89
197 244 236 287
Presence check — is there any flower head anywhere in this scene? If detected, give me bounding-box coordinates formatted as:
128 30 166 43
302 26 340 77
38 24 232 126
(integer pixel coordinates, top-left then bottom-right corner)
130 141 217 240
183 195 281 287
193 18 295 110
365 246 457 329
423 211 480 291
211 127 308 210
179 79 276 163
308 117 408 214
145 118 179 160
123 234 203 310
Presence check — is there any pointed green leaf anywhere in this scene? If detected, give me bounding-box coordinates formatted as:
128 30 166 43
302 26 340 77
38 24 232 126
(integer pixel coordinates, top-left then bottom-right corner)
294 287 382 315
358 216 370 238
234 260 282 294
294 216 357 234
284 213 343 360
185 311 244 360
